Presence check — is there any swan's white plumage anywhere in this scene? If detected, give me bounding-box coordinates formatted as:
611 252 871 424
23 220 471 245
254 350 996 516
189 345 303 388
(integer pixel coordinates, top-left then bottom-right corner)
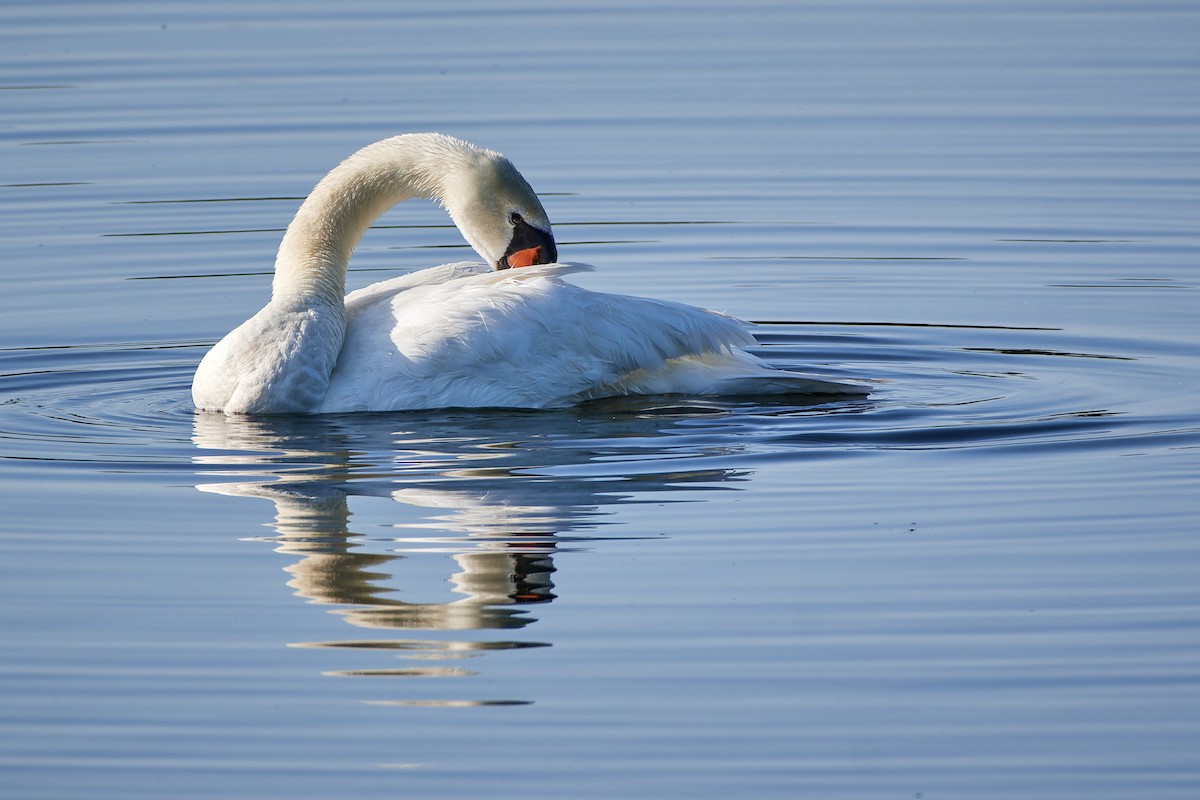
193 297 345 414
192 133 866 414
320 261 815 411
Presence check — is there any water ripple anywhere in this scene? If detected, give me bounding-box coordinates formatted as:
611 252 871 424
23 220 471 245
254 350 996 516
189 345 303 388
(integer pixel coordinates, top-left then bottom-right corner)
0 321 1193 477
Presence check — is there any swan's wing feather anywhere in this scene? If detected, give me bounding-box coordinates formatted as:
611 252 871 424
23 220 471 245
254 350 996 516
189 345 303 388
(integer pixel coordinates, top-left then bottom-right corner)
323 264 758 410
453 268 756 399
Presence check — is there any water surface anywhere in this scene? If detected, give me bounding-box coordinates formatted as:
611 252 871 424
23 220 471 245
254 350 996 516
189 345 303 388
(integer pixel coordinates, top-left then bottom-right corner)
2 2 1198 798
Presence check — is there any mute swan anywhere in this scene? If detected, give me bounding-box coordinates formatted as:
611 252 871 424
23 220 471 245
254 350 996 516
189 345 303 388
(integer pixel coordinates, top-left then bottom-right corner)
192 133 867 413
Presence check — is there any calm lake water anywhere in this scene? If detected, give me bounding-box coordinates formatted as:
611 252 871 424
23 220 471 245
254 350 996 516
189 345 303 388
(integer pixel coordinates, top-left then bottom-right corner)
2 1 1198 798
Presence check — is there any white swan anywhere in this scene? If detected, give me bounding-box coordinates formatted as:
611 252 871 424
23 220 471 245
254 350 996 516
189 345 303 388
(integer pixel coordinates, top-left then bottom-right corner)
192 133 866 413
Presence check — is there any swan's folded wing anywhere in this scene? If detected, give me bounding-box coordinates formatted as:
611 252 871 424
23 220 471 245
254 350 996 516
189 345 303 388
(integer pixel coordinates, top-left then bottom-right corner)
561 286 757 373
324 264 751 409
414 268 759 406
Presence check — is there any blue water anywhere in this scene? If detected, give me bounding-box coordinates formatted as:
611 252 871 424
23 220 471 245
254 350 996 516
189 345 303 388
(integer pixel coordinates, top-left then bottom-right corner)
2 2 1198 798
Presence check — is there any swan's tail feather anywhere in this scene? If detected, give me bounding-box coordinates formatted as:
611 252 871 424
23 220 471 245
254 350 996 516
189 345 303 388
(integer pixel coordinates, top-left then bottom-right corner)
707 373 870 397
574 352 869 403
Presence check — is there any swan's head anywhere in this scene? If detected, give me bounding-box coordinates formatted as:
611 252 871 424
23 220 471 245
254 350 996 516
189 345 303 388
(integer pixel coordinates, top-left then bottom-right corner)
437 139 558 270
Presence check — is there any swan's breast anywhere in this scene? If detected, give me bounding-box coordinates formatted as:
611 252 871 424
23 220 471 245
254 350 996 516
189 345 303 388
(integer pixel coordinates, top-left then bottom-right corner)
194 300 345 414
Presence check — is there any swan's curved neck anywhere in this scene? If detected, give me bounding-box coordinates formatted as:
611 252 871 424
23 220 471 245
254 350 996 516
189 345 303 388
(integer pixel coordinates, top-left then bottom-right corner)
271 135 455 304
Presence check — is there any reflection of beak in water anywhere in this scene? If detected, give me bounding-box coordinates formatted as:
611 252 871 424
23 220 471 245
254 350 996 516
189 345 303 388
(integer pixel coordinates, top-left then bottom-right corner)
192 407 749 706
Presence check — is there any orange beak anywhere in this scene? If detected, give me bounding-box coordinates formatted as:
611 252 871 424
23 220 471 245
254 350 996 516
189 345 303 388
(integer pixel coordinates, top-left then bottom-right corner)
506 246 542 269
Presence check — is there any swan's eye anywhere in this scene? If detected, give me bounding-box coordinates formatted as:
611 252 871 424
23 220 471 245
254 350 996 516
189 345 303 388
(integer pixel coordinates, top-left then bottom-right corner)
509 212 524 226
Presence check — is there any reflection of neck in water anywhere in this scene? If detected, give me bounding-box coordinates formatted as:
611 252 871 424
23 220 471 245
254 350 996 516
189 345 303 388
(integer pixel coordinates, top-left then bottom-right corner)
191 409 746 629
198 478 556 631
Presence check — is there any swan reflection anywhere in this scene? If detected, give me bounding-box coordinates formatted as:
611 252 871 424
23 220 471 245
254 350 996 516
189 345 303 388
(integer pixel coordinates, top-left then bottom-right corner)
192 404 749 705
